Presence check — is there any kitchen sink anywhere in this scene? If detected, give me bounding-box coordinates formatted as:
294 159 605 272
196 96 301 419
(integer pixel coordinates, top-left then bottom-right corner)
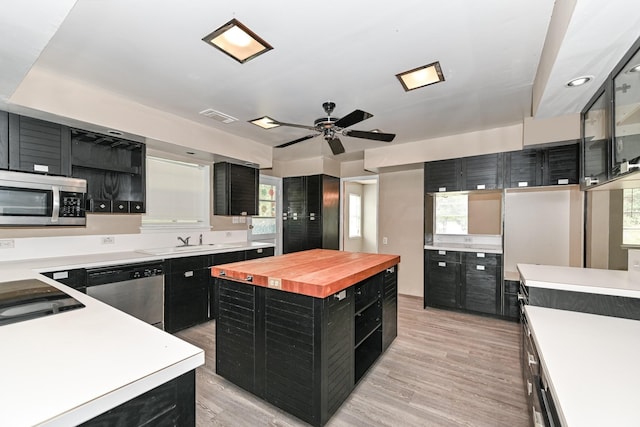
137 243 245 256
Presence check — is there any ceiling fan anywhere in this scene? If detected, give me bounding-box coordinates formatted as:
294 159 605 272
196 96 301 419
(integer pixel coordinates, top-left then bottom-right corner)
272 102 396 155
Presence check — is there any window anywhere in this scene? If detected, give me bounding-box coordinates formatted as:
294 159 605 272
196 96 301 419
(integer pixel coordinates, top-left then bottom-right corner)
142 156 210 229
623 188 640 245
251 180 277 236
348 193 362 238
435 193 468 234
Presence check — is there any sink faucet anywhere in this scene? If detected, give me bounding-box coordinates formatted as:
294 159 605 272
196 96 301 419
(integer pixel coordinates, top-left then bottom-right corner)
177 236 191 246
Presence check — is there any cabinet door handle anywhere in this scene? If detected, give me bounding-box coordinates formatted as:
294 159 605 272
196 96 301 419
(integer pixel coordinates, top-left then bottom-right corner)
386 267 395 273
527 352 537 366
527 380 532 396
476 265 485 271
246 275 253 282
557 178 569 185
518 181 528 187
532 408 545 427
438 262 446 267
476 184 486 190
184 271 194 278
438 187 446 192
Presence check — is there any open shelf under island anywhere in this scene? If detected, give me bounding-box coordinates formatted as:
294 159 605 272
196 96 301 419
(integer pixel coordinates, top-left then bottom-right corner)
210 249 400 426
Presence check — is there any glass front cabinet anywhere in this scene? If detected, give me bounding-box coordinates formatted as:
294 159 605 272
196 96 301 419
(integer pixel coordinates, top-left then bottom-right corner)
581 36 640 189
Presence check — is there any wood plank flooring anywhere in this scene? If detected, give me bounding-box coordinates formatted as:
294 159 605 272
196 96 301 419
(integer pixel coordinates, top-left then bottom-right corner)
176 295 528 427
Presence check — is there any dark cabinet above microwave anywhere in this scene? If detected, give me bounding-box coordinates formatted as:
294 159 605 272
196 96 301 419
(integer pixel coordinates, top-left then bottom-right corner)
0 113 72 176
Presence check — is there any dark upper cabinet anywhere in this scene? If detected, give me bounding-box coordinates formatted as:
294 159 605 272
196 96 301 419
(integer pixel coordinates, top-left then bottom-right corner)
70 129 146 213
0 111 7 169
213 162 258 216
8 113 71 176
283 174 339 253
462 153 503 190
424 159 461 192
505 149 541 188
504 143 578 188
544 143 579 185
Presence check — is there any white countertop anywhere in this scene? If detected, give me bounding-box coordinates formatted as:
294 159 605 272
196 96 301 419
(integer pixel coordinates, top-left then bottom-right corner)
0 241 274 272
423 243 503 254
0 270 204 426
517 263 640 298
525 306 640 427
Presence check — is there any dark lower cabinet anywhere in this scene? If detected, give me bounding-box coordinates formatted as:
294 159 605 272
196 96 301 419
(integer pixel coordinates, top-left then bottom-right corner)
424 250 461 309
503 280 520 319
208 250 246 321
425 250 504 317
81 370 195 427
165 256 209 333
215 266 397 426
42 268 87 294
244 246 275 260
463 252 501 315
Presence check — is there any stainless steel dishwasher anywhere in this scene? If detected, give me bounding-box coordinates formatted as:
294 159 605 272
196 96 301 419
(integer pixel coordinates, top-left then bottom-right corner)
86 261 165 329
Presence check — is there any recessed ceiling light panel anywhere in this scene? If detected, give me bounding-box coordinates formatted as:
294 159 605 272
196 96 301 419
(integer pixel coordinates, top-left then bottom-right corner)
202 18 273 64
565 76 593 87
396 61 445 91
249 116 280 129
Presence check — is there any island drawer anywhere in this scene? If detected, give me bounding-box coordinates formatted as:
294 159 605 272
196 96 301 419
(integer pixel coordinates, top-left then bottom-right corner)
354 275 382 313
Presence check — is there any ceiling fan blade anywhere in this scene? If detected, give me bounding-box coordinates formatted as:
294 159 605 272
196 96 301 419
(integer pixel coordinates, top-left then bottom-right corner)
327 137 345 155
334 110 373 129
275 134 317 148
272 121 317 132
344 129 396 142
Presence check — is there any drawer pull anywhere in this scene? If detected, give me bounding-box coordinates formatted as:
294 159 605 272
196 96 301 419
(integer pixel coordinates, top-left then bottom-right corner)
219 270 226 276
476 252 485 258
257 248 263 254
246 275 253 282
438 262 446 267
386 266 395 273
184 271 194 278
558 178 569 185
438 250 446 255
533 408 544 427
528 352 537 366
438 187 446 192
334 290 346 301
518 181 529 187
527 380 532 395
476 184 486 190
476 265 485 271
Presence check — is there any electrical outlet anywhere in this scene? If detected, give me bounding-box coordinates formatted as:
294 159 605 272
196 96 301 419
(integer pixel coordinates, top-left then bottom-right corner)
101 236 115 245
268 277 282 289
382 237 388 245
0 239 15 249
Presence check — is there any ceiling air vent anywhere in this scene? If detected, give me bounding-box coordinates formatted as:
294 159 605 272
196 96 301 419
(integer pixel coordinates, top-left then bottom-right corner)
199 108 238 124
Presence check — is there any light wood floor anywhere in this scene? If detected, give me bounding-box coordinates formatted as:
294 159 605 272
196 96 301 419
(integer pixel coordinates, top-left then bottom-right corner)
176 295 528 427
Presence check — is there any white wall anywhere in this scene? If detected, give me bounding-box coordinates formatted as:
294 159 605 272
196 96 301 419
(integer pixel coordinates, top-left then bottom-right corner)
343 182 363 253
362 183 378 253
503 186 583 274
379 167 424 297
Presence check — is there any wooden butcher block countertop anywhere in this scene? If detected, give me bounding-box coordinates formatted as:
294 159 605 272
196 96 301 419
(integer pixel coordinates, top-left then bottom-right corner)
210 249 400 298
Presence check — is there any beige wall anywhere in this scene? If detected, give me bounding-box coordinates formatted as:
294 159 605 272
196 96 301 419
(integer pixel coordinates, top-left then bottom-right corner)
586 191 610 269
468 192 502 235
378 167 424 297
523 115 580 146
272 157 340 178
0 214 141 239
608 190 628 270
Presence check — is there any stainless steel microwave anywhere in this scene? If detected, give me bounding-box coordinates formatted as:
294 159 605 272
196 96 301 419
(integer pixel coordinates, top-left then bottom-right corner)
0 170 87 226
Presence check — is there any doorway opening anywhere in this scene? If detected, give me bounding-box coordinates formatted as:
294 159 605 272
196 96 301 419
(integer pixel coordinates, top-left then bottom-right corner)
341 176 379 253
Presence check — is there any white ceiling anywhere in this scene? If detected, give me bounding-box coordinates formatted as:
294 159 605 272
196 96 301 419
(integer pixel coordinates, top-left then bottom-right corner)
2 0 640 163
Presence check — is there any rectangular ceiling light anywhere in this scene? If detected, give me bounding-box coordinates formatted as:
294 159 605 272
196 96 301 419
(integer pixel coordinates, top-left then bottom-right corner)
396 61 445 91
202 18 273 64
249 116 280 129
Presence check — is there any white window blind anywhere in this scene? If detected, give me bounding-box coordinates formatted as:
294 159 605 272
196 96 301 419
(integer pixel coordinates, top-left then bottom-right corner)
142 156 210 229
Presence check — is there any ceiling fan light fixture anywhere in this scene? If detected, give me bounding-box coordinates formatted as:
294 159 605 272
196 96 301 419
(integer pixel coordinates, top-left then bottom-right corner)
396 61 445 91
202 18 273 64
249 116 280 129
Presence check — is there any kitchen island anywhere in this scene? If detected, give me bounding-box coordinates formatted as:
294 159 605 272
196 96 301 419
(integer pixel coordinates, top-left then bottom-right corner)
210 249 400 426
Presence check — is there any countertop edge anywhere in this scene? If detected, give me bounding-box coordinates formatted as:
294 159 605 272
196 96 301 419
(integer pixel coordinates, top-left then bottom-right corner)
423 244 503 254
